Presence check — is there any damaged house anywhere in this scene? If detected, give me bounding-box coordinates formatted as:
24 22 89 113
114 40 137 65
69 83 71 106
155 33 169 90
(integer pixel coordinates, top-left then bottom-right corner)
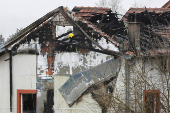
0 6 122 113
113 3 170 113
1 2 170 113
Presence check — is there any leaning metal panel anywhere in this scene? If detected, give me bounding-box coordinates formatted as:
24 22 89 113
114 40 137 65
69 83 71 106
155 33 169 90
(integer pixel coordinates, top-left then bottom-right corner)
59 58 120 106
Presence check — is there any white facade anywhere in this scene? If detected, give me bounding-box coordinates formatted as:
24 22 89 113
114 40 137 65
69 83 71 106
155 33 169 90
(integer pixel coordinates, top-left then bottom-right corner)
0 53 36 113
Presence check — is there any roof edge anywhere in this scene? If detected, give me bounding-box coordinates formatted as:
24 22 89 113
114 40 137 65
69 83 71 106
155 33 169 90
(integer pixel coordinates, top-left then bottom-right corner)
162 0 170 8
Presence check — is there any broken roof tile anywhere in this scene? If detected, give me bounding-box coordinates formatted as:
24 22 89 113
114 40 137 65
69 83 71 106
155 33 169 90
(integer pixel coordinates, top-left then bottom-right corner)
123 8 170 20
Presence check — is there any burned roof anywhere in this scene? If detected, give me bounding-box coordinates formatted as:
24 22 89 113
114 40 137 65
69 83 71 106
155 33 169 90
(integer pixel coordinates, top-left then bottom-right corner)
121 7 170 56
71 7 125 49
0 6 124 57
122 8 170 20
2 6 170 57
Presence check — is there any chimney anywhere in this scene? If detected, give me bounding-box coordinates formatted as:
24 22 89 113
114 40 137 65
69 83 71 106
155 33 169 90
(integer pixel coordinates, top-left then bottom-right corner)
128 21 140 55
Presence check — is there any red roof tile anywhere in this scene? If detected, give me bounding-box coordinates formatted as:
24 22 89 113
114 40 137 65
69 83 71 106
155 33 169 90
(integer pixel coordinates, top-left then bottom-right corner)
72 6 111 20
73 6 111 10
162 1 170 8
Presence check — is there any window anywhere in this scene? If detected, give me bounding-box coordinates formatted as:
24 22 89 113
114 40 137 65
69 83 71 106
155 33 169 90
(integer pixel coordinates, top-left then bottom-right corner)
143 90 160 113
21 94 36 113
17 90 36 113
161 58 170 71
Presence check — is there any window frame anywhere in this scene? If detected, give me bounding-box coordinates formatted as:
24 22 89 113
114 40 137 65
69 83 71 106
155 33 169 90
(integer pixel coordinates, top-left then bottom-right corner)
17 89 36 113
143 90 161 113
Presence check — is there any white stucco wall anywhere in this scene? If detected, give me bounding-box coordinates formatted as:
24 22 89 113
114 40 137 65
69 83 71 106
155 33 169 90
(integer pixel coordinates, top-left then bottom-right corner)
37 52 112 78
0 53 36 113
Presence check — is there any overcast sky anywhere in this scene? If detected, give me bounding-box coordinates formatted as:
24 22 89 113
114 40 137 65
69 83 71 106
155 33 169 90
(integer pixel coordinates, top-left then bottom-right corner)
0 0 168 40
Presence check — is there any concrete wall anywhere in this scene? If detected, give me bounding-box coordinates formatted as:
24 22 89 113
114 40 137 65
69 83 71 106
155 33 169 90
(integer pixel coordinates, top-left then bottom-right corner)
0 53 36 113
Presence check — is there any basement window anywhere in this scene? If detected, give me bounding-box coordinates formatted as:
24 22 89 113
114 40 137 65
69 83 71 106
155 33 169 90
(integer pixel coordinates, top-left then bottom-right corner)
143 90 160 113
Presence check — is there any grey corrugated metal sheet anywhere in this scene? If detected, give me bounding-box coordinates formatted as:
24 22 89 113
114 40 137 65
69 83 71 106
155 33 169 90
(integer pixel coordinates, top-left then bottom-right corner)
59 58 120 106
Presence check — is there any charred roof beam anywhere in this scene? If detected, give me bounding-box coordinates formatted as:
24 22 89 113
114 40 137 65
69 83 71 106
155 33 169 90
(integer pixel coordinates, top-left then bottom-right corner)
55 40 118 56
56 30 72 40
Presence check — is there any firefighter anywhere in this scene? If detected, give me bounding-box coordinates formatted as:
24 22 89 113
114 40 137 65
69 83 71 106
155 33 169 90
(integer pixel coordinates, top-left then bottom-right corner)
67 33 79 52
68 33 74 40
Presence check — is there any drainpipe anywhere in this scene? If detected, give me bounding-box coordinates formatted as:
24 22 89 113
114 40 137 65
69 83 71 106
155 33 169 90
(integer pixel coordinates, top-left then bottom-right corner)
125 58 136 113
4 51 13 112
9 51 12 112
125 59 130 113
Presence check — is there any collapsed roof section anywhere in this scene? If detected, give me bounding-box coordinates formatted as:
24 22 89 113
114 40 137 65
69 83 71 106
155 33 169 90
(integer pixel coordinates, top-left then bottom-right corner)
59 58 120 106
0 6 123 57
54 7 120 55
72 6 125 39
